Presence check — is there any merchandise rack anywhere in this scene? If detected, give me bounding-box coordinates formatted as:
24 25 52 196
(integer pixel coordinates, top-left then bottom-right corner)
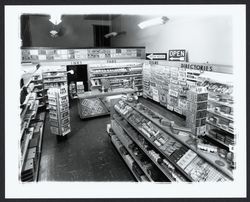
206 121 234 136
128 101 233 179
208 99 233 108
20 111 45 182
47 86 71 136
207 109 233 121
110 134 148 182
88 62 143 95
112 114 180 182
113 99 233 181
42 70 68 108
204 133 230 148
111 115 171 182
113 104 193 182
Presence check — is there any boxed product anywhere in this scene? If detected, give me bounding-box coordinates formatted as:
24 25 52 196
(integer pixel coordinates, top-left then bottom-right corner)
187 89 208 102
187 101 207 113
188 125 206 136
50 126 59 135
186 117 206 127
186 110 207 123
61 124 71 135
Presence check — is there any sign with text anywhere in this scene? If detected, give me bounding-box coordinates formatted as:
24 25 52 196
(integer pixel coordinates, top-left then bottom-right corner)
169 50 186 61
146 53 167 60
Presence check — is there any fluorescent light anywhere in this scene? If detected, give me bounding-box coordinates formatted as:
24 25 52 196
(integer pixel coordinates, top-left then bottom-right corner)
138 16 168 29
49 14 62 25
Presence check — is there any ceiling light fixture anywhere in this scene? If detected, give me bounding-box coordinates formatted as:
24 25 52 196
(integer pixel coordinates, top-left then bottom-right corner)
138 16 169 29
49 14 62 25
104 31 126 38
50 30 59 38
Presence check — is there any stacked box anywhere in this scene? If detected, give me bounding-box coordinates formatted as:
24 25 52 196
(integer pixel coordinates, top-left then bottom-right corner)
186 88 208 136
48 87 71 136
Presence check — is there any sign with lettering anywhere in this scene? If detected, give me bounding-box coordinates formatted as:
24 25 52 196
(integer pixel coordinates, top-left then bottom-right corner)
146 53 167 60
107 59 116 63
71 60 83 65
149 60 159 65
180 63 213 71
169 50 186 61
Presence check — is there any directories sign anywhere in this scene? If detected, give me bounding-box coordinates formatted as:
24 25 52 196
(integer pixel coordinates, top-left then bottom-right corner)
169 50 186 61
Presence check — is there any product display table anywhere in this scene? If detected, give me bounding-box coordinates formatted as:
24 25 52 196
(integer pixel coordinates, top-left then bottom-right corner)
77 88 135 119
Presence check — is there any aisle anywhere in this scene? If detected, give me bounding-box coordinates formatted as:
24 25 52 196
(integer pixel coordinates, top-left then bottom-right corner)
38 99 135 181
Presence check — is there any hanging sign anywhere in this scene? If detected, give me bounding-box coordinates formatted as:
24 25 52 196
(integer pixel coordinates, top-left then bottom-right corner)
146 53 167 60
169 50 186 61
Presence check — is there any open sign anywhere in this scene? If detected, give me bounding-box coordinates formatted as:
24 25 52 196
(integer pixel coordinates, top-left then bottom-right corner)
169 50 186 61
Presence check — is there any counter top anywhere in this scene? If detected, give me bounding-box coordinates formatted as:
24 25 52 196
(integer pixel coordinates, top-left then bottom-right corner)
77 88 135 99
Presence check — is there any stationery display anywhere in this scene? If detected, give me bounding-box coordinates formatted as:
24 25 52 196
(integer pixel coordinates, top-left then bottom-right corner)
47 86 71 136
88 62 143 95
110 97 233 182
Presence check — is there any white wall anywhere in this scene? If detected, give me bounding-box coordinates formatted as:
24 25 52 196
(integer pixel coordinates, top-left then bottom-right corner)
111 15 232 65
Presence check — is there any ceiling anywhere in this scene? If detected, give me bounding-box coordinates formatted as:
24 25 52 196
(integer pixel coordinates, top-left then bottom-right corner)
83 15 120 21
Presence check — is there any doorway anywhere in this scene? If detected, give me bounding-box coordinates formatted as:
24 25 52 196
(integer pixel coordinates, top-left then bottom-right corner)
93 25 111 47
66 65 89 92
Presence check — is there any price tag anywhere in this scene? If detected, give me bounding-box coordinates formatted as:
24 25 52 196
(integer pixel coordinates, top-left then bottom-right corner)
107 59 116 63
174 107 182 114
167 104 174 111
229 145 235 152
71 60 83 65
170 79 179 85
169 89 179 97
179 81 187 86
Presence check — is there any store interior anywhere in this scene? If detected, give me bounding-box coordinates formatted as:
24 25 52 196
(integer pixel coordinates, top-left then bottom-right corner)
20 14 235 182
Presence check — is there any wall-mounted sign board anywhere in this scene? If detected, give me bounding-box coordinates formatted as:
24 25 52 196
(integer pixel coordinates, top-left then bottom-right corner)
169 49 186 61
145 60 233 74
146 53 167 60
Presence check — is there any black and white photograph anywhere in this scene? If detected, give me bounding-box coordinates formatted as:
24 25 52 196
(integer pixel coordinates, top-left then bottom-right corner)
4 3 246 199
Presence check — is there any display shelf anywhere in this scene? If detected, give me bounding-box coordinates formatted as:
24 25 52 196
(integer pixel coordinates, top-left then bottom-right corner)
123 101 233 180
113 115 177 182
91 74 142 80
43 80 67 84
207 109 233 121
20 130 32 169
77 88 135 99
113 128 154 181
43 75 67 79
33 89 44 93
205 133 230 148
208 91 233 98
34 84 43 87
206 121 234 135
90 64 143 71
208 99 233 108
21 92 33 108
114 106 193 182
91 70 127 75
91 69 143 75
48 87 71 136
110 135 146 182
